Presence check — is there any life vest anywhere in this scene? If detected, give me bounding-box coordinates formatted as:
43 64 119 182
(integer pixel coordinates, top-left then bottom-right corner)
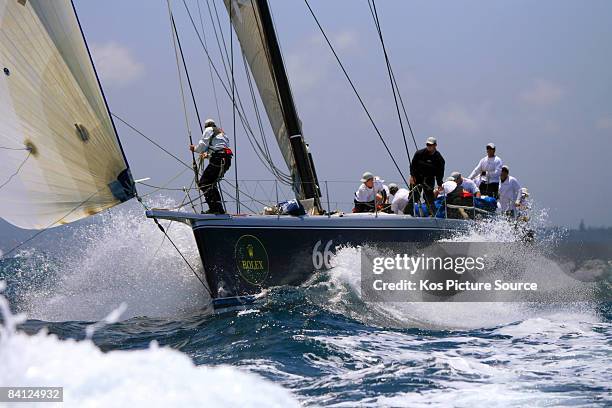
446 185 473 206
208 127 233 156
461 190 473 199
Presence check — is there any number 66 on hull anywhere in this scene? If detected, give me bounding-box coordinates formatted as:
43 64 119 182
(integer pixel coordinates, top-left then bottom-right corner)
312 240 334 270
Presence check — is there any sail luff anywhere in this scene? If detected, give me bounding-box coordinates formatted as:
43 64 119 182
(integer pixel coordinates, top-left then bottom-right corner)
69 0 131 167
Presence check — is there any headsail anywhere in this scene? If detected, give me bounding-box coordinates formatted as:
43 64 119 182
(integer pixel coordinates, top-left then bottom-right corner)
0 0 135 229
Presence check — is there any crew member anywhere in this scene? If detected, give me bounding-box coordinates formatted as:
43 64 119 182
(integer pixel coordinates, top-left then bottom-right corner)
517 187 531 221
189 118 232 214
498 165 522 217
436 176 476 219
388 183 410 215
519 188 530 210
451 171 480 197
387 183 399 203
409 136 445 216
354 172 386 213
468 143 503 198
435 177 458 199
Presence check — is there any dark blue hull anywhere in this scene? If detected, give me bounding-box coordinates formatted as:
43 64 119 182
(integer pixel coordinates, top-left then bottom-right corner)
145 210 469 307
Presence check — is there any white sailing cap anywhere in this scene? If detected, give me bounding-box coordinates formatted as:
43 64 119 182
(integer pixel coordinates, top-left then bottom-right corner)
450 171 461 180
446 176 455 182
388 183 399 190
426 136 437 145
521 187 529 196
361 171 374 182
486 142 496 149
204 118 216 127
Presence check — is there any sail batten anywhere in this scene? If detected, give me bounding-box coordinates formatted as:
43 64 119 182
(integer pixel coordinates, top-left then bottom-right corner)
0 0 135 230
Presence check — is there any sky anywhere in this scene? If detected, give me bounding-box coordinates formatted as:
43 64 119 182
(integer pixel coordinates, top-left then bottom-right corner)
69 0 612 228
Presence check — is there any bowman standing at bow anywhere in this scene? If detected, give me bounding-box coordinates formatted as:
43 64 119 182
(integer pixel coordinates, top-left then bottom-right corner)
189 119 233 214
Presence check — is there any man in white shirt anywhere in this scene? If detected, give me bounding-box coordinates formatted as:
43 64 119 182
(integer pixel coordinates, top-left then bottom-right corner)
388 184 411 215
354 172 387 213
189 118 233 214
498 165 522 217
451 171 480 197
468 143 503 198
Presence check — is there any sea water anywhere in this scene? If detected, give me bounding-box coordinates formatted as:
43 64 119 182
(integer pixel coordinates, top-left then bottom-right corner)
0 200 610 407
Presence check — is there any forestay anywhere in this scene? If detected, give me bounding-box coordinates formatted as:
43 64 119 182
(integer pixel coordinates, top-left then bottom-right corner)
0 0 135 229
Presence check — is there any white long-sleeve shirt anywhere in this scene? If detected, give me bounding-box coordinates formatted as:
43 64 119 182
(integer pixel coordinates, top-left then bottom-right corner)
194 126 230 154
390 188 410 214
468 156 503 184
498 176 522 212
355 177 385 202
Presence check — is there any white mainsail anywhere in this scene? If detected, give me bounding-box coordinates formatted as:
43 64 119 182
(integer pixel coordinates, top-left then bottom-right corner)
0 0 135 230
223 0 296 176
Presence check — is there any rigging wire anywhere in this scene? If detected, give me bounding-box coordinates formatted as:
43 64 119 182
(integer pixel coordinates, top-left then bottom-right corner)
229 4 240 213
368 0 419 153
247 0 303 185
240 53 293 184
135 188 212 296
151 217 212 296
197 0 223 126
0 151 31 190
303 0 408 186
167 0 195 146
367 0 411 166
169 12 204 135
390 64 419 150
0 190 99 260
138 167 191 198
242 53 279 175
111 113 192 170
201 0 291 183
181 0 293 185
205 0 232 86
166 0 204 211
0 146 29 151
136 174 197 276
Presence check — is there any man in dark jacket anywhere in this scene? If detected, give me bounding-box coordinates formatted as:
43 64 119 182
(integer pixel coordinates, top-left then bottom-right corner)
409 136 445 216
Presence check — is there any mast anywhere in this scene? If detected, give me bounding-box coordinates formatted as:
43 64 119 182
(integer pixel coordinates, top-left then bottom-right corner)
225 0 322 212
255 0 320 210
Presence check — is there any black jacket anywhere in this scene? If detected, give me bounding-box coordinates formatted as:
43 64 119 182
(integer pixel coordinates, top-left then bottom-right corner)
410 148 445 186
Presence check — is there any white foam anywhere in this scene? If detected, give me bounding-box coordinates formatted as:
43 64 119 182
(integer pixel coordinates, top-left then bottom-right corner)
0 331 298 407
0 288 298 408
290 315 609 407
317 215 598 330
21 199 211 321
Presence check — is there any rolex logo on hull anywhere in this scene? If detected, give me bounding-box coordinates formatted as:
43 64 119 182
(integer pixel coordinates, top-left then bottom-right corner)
234 235 269 285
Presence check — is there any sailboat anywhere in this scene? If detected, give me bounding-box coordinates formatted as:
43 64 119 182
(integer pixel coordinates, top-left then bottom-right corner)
0 0 470 310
